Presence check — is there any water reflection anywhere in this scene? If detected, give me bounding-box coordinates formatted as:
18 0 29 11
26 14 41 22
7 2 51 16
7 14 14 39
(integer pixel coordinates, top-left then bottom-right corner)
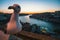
19 15 30 23
19 15 60 34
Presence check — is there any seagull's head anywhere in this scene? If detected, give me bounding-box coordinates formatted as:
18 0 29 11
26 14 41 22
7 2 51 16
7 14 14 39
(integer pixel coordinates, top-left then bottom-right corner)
8 4 21 13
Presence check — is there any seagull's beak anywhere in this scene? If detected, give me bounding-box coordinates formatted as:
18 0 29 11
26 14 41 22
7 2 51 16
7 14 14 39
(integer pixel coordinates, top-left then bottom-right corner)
8 6 14 9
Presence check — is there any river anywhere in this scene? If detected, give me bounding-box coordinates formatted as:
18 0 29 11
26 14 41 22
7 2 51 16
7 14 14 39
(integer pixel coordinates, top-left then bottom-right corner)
19 15 60 38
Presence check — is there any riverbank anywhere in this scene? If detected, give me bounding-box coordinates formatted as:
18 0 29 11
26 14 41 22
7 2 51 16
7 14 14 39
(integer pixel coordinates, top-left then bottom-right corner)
30 11 60 23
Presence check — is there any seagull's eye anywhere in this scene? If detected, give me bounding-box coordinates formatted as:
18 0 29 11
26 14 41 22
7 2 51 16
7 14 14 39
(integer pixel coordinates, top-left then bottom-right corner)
17 6 20 9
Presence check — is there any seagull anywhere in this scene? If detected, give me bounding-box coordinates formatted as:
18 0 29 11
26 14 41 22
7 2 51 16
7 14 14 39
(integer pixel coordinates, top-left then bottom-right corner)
7 4 22 34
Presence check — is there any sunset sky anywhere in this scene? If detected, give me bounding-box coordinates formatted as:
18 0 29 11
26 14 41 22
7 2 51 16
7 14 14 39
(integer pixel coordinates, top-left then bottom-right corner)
0 0 60 13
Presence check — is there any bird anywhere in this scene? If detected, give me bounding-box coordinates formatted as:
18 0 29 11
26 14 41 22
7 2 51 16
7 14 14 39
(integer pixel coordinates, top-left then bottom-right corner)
7 4 22 34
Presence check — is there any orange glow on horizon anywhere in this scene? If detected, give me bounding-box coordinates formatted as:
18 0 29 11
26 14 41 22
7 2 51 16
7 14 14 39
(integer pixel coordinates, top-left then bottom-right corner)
0 9 13 13
0 9 56 14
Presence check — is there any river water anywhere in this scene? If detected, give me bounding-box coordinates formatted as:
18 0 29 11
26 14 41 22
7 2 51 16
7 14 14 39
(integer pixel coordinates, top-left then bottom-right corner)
19 15 60 34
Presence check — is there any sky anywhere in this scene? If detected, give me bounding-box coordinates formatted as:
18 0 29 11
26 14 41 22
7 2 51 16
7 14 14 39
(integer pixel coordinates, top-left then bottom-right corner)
0 0 60 13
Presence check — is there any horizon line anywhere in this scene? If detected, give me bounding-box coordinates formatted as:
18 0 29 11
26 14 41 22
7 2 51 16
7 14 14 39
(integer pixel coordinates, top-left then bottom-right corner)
0 9 60 14
0 10 60 14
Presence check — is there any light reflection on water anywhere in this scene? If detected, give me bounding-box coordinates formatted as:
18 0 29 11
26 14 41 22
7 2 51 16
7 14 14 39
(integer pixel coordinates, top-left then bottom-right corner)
19 15 60 34
19 15 30 23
